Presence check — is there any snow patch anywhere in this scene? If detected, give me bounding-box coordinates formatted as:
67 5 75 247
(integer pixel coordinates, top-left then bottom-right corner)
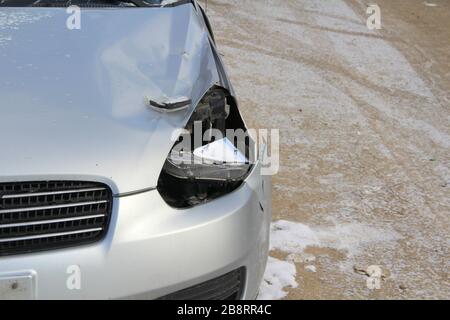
259 220 400 299
270 220 401 256
0 10 52 47
258 257 298 300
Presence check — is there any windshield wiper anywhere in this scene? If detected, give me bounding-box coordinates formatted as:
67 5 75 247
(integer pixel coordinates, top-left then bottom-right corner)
0 0 168 7
0 0 191 8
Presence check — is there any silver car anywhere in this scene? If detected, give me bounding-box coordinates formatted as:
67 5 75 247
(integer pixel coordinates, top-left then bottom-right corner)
0 0 271 299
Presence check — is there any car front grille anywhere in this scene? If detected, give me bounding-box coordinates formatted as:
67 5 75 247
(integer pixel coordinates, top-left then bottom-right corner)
0 181 113 256
158 268 246 300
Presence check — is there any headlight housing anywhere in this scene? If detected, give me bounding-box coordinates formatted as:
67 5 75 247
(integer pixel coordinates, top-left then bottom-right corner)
157 87 255 208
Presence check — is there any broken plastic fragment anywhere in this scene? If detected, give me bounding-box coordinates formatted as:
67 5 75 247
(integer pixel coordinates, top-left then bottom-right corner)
146 96 191 113
193 138 248 164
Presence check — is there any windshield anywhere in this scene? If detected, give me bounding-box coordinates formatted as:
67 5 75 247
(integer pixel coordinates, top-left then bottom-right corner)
0 0 181 7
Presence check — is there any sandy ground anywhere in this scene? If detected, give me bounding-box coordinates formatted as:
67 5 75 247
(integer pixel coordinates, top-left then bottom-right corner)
206 0 450 299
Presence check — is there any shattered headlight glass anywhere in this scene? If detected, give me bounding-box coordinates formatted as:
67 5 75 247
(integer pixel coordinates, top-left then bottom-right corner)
157 87 255 208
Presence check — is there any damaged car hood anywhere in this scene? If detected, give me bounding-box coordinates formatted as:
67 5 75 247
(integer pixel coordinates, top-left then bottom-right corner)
0 5 220 194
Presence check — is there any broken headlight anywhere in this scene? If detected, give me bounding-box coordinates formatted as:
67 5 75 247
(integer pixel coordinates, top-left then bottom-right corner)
157 88 254 208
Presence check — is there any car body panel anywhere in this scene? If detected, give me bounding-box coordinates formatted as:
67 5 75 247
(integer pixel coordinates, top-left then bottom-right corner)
0 6 220 194
0 159 271 299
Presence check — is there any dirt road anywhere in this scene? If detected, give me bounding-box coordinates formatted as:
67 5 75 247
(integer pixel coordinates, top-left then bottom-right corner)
207 0 450 299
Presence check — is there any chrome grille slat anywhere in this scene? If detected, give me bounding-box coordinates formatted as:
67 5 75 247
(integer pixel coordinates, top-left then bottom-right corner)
0 228 103 243
0 181 112 256
0 214 106 228
1 187 106 199
0 200 108 215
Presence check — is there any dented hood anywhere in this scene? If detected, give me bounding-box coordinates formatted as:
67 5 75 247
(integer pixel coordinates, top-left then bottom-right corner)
0 6 220 194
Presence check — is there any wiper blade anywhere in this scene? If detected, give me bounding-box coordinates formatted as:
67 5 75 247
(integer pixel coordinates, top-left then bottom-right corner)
125 0 160 7
0 0 170 7
0 0 190 7
160 0 190 7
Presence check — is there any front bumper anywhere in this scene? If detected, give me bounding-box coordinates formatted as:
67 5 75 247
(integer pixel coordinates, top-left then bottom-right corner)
0 163 271 300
